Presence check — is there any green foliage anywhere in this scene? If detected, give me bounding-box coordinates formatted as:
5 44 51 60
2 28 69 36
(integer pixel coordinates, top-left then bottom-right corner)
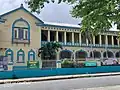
26 0 120 34
61 59 74 68
25 0 76 13
38 41 62 60
71 0 120 34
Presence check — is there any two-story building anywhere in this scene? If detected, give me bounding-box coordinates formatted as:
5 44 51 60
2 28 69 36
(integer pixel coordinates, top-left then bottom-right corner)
0 4 120 69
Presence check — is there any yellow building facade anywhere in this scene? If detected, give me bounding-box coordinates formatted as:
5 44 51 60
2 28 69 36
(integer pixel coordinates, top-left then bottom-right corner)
0 4 120 69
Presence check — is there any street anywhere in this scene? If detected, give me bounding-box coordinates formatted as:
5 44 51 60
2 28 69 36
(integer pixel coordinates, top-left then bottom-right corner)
1 75 120 90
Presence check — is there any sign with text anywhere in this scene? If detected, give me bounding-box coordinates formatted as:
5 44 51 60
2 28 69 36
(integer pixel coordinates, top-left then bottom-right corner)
84 61 97 67
27 61 39 69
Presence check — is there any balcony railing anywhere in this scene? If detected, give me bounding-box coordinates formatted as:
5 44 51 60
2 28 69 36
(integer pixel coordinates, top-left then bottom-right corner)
41 41 120 48
66 42 72 46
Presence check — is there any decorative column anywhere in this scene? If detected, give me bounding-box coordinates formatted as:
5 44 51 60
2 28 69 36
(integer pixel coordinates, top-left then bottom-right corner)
93 36 95 46
48 30 50 42
72 32 74 45
56 31 58 42
118 39 119 46
39 27 41 47
99 35 102 46
56 51 60 60
106 35 108 45
79 33 81 45
86 38 89 46
64 32 66 45
112 36 114 46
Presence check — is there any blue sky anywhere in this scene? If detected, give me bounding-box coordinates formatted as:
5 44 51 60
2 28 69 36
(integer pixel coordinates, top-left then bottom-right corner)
0 0 80 24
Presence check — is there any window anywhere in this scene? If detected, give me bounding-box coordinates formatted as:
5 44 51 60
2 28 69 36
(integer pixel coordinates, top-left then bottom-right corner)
28 49 35 61
17 49 25 63
12 18 30 44
5 49 13 63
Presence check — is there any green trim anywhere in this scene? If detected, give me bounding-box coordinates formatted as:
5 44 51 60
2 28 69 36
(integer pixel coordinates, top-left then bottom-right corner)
76 49 88 57
12 18 30 44
5 48 14 63
28 49 35 61
17 49 25 63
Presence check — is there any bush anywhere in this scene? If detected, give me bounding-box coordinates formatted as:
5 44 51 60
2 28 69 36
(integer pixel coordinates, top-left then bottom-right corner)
61 60 74 68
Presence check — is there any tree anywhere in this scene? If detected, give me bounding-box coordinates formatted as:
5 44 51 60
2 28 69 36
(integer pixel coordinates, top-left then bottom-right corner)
25 0 120 33
26 0 120 59
38 41 63 60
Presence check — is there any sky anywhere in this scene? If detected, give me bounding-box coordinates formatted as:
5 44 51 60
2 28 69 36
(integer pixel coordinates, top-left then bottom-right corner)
0 0 117 30
0 0 80 25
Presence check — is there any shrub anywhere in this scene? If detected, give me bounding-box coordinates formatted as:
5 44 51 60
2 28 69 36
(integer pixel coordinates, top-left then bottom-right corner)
61 60 74 68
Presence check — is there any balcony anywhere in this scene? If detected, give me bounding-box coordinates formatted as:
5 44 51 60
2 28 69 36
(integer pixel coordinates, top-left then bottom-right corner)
12 38 30 44
41 41 47 46
66 42 72 46
41 41 120 48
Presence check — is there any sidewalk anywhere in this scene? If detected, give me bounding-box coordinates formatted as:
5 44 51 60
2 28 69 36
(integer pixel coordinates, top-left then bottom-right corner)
0 72 120 84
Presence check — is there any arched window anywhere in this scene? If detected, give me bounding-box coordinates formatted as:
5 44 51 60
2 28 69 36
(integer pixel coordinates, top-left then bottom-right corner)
60 50 72 59
75 50 87 59
75 50 87 61
90 51 101 58
116 51 120 58
28 49 35 61
5 49 13 62
12 18 30 44
103 51 114 58
17 49 25 63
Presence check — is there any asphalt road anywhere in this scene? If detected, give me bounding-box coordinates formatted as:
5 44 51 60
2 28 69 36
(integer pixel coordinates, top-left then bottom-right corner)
1 75 120 90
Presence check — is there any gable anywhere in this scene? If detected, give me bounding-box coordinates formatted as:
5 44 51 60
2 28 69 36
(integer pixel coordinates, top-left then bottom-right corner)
0 4 44 24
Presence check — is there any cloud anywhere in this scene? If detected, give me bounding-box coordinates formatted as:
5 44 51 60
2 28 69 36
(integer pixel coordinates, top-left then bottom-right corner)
0 0 79 24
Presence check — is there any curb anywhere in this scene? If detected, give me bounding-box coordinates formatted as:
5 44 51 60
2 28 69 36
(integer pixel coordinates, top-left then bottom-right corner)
0 72 120 84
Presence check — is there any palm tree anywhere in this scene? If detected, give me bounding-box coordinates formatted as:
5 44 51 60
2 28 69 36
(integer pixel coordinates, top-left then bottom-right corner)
38 41 63 60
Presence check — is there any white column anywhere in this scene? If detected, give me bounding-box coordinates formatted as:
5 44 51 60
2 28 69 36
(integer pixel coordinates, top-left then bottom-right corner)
86 38 89 46
99 35 102 45
93 36 95 45
106 35 108 45
48 30 50 42
79 33 81 45
64 32 66 45
112 36 114 46
118 39 119 46
72 32 74 45
39 27 41 47
56 51 59 60
56 31 58 42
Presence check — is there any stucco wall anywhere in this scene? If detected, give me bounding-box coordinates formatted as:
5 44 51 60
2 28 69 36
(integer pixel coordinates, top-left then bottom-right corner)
0 9 41 66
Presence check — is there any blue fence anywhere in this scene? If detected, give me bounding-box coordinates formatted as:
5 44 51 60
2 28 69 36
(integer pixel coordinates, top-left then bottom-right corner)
1 66 120 79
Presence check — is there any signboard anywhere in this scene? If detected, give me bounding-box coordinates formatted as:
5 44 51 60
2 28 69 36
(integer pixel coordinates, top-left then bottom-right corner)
27 61 39 69
0 56 8 71
84 61 97 67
